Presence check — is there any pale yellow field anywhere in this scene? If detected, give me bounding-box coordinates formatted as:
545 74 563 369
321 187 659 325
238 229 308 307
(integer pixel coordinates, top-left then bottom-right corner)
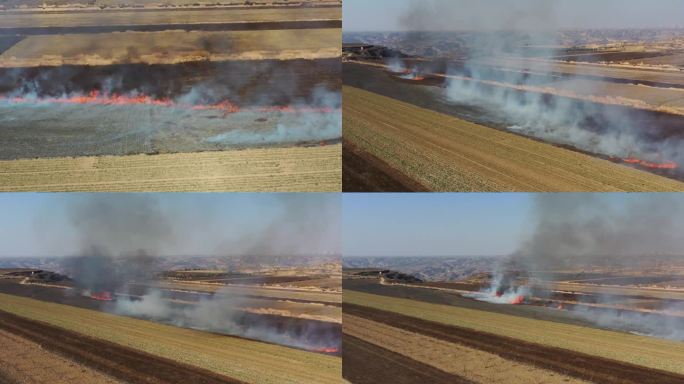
0 29 341 67
344 86 684 192
0 145 342 192
0 293 341 384
344 314 587 384
549 282 684 301
0 7 341 28
344 290 684 374
152 280 343 304
484 57 684 86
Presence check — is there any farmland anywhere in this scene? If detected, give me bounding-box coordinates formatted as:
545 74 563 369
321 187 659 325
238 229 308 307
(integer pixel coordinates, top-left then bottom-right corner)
343 86 684 192
342 28 684 192
343 280 684 384
0 2 342 192
0 144 341 192
0 293 340 384
0 29 341 67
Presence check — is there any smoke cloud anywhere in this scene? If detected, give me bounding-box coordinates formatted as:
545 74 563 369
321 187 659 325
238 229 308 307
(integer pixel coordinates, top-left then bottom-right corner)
512 194 684 270
115 289 340 351
396 0 684 169
478 194 684 341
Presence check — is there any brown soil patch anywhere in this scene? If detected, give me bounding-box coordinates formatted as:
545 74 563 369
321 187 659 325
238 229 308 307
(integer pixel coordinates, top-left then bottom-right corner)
0 329 122 384
342 334 472 384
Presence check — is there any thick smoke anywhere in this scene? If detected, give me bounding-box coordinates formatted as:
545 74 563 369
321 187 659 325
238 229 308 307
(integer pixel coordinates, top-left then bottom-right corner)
47 194 340 350
220 193 342 265
62 195 172 293
512 194 684 270
0 60 341 146
114 289 340 351
398 0 683 167
482 194 684 341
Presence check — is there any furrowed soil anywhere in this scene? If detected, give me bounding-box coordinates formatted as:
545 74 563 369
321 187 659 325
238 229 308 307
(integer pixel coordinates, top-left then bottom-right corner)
342 334 472 384
344 303 684 384
343 86 684 192
0 316 237 384
343 314 588 384
0 293 341 384
0 329 123 384
344 290 684 377
0 144 342 192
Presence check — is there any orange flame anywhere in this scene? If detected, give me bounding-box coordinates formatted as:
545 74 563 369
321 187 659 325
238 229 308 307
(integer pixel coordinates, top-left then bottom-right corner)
510 295 525 305
0 92 336 114
90 292 114 301
313 347 339 354
621 158 678 170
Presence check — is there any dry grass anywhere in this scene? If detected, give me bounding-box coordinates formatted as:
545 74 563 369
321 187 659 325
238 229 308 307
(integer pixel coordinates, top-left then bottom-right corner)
153 281 342 304
0 293 341 384
485 58 684 86
343 314 588 384
0 29 341 67
0 7 341 29
343 86 684 192
549 282 684 301
344 290 684 374
0 144 341 192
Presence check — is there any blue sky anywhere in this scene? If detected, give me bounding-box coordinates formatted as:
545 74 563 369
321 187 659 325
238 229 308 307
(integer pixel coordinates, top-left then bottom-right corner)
343 193 532 257
0 193 340 257
344 0 684 32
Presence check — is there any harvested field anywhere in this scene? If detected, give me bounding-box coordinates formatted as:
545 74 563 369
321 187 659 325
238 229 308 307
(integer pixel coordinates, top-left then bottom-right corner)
343 141 428 192
0 7 341 31
344 290 684 375
0 29 341 67
343 314 587 384
0 329 122 384
343 86 684 192
0 293 341 384
484 58 684 88
549 282 684 301
0 144 342 192
342 334 469 384
344 303 684 384
150 280 343 304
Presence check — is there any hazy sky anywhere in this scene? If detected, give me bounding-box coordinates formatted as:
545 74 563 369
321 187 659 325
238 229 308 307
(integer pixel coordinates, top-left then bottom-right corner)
343 193 531 257
344 0 684 31
342 193 684 258
0 193 340 258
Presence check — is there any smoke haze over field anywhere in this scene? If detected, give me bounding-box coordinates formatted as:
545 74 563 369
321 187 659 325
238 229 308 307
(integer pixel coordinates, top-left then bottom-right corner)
344 0 684 31
511 194 684 271
0 193 341 260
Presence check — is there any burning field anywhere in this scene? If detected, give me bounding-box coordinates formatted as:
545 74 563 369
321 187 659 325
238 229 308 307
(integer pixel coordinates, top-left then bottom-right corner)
0 1 342 192
342 3 684 192
0 193 342 383
341 194 684 384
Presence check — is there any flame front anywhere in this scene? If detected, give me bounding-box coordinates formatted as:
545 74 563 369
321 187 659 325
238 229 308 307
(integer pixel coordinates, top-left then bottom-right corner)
0 91 335 114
